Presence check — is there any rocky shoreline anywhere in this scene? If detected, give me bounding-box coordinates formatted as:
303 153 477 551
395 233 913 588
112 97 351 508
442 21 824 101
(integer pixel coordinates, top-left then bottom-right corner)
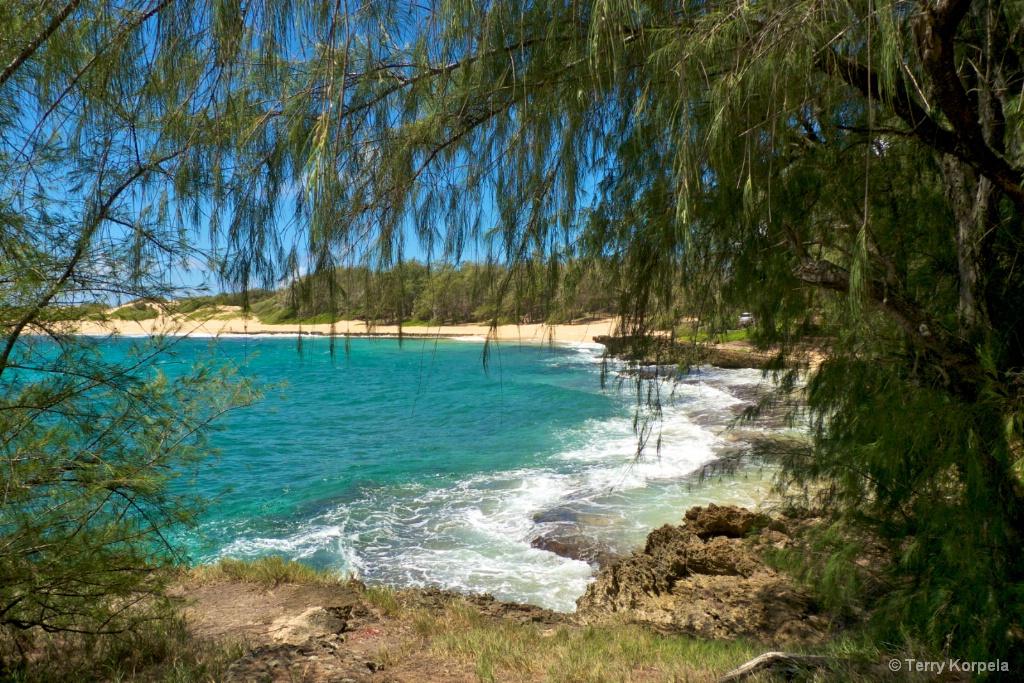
592 334 824 371
190 504 837 683
526 349 807 578
524 504 832 648
557 338 828 645
198 339 833 681
575 504 833 645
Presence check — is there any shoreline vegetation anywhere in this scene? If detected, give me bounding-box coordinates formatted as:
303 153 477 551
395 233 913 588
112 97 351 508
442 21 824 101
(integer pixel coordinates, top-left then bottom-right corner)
1 516 895 683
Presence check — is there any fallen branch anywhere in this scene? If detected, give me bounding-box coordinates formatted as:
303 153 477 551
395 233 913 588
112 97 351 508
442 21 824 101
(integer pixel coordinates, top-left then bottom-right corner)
718 651 836 682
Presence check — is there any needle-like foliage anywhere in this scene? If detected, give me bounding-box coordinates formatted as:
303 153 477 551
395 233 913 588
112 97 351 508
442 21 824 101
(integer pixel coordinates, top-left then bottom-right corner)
249 0 1022 662
3 0 1024 665
0 0 273 636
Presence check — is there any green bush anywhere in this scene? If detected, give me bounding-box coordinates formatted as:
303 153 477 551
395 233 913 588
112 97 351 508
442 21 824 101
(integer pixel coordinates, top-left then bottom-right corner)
0 339 258 635
111 302 159 321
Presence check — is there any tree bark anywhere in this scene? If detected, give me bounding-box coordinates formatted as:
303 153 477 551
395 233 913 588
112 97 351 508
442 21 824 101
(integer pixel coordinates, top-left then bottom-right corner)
939 157 992 332
819 0 1024 212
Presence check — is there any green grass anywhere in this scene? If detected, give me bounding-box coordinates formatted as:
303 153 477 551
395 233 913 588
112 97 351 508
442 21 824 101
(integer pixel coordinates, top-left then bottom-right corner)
715 328 750 343
408 598 892 683
174 306 254 322
251 304 349 325
187 556 345 588
60 302 110 320
363 586 405 617
416 602 767 683
169 291 275 314
675 324 750 344
167 299 211 315
276 312 346 325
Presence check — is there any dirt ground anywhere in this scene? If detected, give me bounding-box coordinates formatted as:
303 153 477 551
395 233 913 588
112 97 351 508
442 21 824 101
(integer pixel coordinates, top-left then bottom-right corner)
177 581 569 683
170 507 880 683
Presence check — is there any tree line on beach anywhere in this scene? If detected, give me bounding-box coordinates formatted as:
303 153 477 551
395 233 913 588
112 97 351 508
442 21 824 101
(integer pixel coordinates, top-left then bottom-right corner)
2 0 1024 676
165 260 624 325
105 259 752 332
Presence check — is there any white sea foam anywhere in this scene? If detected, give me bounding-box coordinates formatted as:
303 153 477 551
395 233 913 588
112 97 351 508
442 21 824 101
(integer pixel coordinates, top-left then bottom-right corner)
204 355 775 612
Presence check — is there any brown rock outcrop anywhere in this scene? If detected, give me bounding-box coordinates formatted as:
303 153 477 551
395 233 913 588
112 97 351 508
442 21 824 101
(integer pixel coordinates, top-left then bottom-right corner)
683 503 770 539
575 505 831 645
530 532 624 568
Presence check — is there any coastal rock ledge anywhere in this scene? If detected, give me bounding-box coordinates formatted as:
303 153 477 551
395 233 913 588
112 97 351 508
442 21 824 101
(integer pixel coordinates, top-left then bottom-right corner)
575 504 832 645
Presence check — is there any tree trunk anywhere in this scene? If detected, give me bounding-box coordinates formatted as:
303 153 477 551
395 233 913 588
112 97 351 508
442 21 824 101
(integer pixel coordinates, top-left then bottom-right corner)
939 156 992 332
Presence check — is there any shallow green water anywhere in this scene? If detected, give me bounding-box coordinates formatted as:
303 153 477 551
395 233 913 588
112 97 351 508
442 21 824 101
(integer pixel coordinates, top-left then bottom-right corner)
148 335 773 611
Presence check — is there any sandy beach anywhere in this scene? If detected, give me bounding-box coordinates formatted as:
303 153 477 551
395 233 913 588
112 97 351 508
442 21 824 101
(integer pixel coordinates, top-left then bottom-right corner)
70 311 620 345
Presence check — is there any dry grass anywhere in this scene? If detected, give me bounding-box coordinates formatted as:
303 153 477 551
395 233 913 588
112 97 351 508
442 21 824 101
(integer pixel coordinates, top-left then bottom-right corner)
185 555 346 588
408 597 891 683
0 613 247 683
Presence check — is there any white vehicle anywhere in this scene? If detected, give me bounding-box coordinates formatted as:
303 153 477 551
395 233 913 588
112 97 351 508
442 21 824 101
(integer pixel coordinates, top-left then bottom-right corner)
738 312 754 327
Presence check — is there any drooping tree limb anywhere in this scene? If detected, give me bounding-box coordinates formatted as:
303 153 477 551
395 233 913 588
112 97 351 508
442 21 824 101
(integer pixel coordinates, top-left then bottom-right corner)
819 51 1024 210
0 150 185 379
793 257 982 395
19 0 174 157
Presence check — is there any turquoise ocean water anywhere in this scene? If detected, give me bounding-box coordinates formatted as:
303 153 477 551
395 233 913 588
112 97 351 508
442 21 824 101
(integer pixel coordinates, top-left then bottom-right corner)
150 336 772 612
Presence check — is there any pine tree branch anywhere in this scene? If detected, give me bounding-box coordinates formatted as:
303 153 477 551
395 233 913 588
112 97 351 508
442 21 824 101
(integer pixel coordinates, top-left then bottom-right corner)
0 0 85 91
819 52 1024 210
18 0 174 160
0 150 185 379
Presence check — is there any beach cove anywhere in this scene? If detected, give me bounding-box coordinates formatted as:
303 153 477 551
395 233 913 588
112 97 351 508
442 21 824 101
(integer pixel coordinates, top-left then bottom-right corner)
73 324 787 613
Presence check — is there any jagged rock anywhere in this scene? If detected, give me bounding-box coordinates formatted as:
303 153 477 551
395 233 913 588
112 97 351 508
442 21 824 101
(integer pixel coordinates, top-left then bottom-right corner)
225 644 305 683
268 605 352 644
682 503 770 539
312 605 352 633
530 531 624 568
402 586 564 625
700 347 779 370
533 507 615 526
575 506 830 645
